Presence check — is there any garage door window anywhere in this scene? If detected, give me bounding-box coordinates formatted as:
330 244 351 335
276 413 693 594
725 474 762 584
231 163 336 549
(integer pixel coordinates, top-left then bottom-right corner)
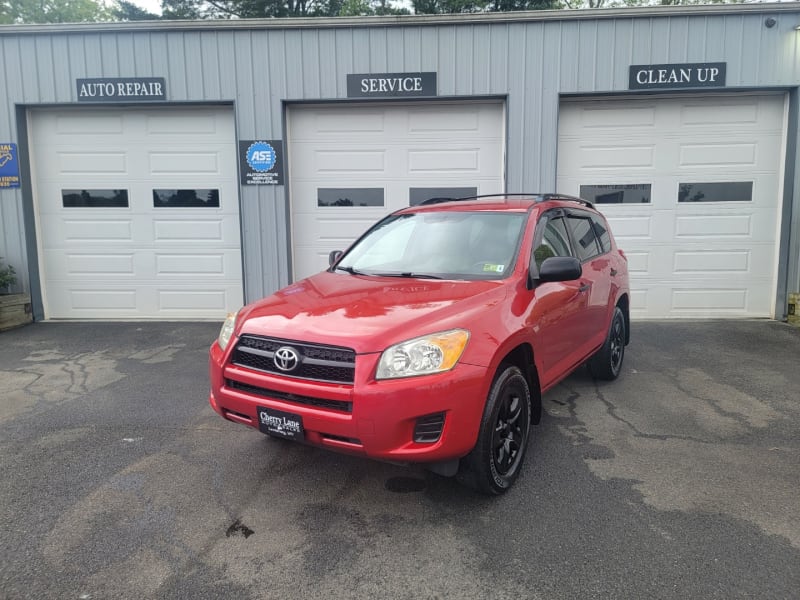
579 184 652 204
318 188 384 207
678 182 753 203
62 189 129 208
153 189 220 208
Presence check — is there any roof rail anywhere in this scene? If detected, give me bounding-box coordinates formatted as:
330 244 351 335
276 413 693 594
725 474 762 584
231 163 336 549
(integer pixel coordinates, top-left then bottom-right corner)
540 194 594 209
418 192 594 208
419 193 543 206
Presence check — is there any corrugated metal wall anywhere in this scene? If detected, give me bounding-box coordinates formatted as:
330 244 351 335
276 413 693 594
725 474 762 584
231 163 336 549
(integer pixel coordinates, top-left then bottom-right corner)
1 7 799 304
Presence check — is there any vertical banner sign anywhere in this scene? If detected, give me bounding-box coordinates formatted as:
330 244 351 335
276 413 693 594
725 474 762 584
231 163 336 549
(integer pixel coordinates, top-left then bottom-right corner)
0 143 20 189
240 140 284 185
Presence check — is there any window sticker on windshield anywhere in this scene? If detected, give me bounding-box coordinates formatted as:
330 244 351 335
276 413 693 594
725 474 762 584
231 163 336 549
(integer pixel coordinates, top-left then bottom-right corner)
482 264 505 273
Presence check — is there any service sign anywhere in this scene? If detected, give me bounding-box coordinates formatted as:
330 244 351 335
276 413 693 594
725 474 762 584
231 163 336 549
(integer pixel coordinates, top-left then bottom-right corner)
0 143 20 189
76 77 167 102
629 63 726 90
347 72 437 98
239 140 284 185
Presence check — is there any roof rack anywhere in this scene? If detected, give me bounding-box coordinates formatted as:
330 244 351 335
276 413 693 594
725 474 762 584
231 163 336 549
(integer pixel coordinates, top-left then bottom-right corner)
418 193 594 208
539 193 594 209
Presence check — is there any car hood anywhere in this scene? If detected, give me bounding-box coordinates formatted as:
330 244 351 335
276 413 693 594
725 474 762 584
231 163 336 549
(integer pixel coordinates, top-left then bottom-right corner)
237 271 509 354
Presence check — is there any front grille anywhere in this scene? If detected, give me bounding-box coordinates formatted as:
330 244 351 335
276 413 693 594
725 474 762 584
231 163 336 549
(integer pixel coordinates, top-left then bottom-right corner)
413 412 446 443
226 379 352 413
232 335 355 384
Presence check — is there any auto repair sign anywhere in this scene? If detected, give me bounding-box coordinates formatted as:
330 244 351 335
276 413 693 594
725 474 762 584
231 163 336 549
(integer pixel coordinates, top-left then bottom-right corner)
0 143 20 189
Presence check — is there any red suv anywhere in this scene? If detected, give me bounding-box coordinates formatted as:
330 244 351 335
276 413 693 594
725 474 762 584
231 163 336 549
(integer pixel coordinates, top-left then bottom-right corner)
209 194 630 494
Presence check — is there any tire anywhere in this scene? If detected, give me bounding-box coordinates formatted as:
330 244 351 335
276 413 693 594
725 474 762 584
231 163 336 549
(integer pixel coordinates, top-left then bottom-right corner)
588 306 626 381
457 365 532 495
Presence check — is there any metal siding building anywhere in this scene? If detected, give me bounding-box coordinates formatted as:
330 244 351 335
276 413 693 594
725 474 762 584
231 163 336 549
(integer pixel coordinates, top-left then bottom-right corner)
1 3 799 320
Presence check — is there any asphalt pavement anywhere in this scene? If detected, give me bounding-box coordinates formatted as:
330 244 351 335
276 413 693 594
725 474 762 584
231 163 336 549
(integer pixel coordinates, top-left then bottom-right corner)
1 320 799 599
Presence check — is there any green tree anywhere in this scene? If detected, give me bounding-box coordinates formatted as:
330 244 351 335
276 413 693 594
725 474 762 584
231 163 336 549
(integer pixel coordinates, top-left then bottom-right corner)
412 0 558 13
158 0 408 18
0 0 111 24
114 0 161 20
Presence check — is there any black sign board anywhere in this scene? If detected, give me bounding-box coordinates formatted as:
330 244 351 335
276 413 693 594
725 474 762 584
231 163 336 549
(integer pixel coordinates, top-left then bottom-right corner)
76 77 167 102
347 72 437 98
629 63 726 90
240 140 284 185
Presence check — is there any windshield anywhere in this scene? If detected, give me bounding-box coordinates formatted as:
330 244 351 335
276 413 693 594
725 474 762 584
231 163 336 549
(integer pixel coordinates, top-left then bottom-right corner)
335 211 527 280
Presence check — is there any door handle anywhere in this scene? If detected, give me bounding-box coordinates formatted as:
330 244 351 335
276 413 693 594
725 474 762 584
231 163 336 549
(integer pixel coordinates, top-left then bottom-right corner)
610 268 618 277
579 283 590 293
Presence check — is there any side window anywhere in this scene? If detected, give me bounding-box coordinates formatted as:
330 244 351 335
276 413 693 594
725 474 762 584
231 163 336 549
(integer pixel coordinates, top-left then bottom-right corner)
590 214 611 254
567 214 601 262
533 216 572 269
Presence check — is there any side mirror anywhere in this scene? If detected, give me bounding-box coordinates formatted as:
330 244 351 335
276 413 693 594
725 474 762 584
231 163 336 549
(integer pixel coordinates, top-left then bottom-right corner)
328 250 343 266
537 256 582 282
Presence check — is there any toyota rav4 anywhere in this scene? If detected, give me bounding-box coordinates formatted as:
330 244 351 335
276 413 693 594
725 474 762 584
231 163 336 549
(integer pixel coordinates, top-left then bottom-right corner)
209 194 630 494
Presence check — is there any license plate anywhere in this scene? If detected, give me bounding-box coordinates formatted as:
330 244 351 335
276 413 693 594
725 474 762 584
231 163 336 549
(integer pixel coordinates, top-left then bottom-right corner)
257 407 304 441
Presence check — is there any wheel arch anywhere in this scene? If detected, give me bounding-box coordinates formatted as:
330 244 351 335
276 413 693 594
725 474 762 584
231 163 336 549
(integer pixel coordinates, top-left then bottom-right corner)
497 343 542 426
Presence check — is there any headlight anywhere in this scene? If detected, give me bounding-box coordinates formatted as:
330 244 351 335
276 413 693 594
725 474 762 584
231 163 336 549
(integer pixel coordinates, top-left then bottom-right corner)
217 310 239 351
376 329 470 380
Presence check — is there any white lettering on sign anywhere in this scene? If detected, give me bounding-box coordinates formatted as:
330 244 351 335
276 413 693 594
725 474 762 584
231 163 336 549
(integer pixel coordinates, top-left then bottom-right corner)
78 79 166 101
631 64 725 89
260 413 301 433
697 67 720 83
360 76 424 94
636 68 694 85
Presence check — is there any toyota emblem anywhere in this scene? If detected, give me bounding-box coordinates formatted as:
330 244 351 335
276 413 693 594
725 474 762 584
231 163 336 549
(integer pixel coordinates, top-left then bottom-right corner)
274 346 300 372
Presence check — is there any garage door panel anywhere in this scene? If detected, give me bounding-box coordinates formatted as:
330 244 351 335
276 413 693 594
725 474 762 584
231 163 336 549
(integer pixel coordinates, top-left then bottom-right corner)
288 102 505 281
148 151 222 174
292 213 385 246
31 107 243 319
558 94 785 318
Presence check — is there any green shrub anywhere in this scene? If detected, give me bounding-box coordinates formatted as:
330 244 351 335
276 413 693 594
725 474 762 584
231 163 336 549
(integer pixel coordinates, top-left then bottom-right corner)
0 257 17 292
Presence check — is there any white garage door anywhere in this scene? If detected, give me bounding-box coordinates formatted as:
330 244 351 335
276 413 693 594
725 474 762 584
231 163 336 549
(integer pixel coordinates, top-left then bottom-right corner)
287 101 505 280
30 107 243 319
557 94 786 318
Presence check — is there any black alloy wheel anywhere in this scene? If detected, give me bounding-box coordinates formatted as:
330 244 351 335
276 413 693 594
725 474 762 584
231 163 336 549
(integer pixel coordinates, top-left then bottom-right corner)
492 386 525 476
457 365 532 495
588 306 626 381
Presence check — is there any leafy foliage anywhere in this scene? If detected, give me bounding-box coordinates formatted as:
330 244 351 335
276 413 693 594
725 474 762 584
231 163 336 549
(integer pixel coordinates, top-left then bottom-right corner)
413 0 558 13
0 0 112 24
114 0 160 20
0 258 16 292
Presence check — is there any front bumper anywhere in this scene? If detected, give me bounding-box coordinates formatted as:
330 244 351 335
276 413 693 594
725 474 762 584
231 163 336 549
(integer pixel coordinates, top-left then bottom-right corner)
209 341 488 463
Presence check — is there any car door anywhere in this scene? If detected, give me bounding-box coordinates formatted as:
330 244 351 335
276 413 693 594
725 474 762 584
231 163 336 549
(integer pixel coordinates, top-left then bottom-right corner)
527 210 593 387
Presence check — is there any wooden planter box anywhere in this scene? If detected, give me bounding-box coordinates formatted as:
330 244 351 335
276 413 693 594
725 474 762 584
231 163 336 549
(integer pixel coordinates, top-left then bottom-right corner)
0 293 33 331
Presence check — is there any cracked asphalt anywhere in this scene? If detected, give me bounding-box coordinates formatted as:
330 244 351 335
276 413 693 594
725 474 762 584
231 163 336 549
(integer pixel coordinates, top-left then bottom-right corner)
1 320 798 599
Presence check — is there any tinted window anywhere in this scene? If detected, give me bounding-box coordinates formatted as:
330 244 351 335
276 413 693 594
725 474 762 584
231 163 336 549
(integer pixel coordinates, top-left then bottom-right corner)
678 182 753 203
590 214 612 254
533 216 572 269
153 189 220 207
318 188 384 207
581 184 651 204
62 189 128 208
567 215 601 262
409 187 478 206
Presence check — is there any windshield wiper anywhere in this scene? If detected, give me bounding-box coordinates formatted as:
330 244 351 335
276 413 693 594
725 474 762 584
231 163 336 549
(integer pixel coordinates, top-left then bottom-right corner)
375 272 444 280
335 265 370 276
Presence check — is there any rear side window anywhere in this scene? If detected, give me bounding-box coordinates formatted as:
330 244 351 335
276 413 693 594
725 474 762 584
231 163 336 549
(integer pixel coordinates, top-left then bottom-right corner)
567 214 601 262
590 214 612 254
